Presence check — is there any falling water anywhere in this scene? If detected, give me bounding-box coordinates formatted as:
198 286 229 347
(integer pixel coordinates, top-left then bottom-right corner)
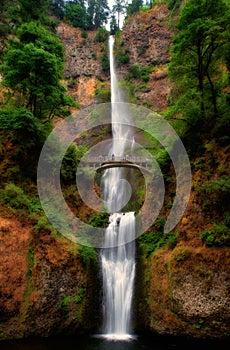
100 36 136 340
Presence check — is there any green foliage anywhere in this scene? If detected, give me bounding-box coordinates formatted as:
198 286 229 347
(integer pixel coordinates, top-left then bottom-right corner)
0 183 30 210
95 88 111 102
61 144 78 185
57 293 71 311
0 108 49 144
50 0 65 20
65 3 88 29
128 64 152 82
0 108 51 179
27 246 35 278
101 51 110 71
33 216 56 235
112 0 126 30
117 53 130 65
87 0 110 30
1 22 75 120
127 0 143 16
0 183 45 220
74 287 86 304
110 14 119 35
199 175 230 211
193 319 205 330
168 0 230 141
81 30 88 39
95 27 109 43
167 0 182 11
138 217 177 257
88 212 109 227
12 0 51 26
78 245 98 267
201 224 230 247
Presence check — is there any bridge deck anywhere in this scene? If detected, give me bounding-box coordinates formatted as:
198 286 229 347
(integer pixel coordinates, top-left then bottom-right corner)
86 156 151 173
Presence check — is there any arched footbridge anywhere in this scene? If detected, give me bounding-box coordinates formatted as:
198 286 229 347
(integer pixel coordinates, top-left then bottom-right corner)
86 155 152 174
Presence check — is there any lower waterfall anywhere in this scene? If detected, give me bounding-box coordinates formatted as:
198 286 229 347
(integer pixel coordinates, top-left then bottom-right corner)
100 212 136 339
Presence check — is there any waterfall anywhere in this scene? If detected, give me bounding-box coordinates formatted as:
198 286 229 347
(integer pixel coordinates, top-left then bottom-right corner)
100 36 136 341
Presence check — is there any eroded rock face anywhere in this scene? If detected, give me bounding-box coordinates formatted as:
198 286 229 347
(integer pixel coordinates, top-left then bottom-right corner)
57 23 104 80
171 271 230 320
0 217 99 340
117 4 172 111
135 245 230 338
122 5 172 67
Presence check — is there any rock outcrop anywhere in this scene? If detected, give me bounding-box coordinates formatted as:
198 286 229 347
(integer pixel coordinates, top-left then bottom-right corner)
0 214 99 339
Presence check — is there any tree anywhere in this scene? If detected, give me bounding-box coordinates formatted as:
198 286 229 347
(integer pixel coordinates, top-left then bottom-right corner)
0 108 51 179
168 0 230 137
87 0 110 29
12 0 50 24
112 0 127 30
110 14 119 35
1 22 75 120
65 2 88 29
127 0 143 16
50 0 66 19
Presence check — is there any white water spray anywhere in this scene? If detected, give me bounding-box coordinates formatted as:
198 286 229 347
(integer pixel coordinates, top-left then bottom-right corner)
100 36 136 341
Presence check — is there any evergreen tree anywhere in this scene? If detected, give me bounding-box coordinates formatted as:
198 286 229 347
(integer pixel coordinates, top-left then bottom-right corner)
168 0 230 138
13 0 50 24
110 14 119 35
112 0 126 30
50 0 66 19
1 22 75 120
87 0 110 29
65 1 88 29
127 0 143 16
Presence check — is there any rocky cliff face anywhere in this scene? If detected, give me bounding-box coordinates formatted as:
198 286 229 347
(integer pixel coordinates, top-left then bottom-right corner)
0 213 99 339
57 22 110 108
116 4 172 111
135 143 230 338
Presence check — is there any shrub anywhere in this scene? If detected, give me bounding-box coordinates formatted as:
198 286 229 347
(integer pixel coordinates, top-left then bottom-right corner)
81 30 88 39
128 64 152 82
61 144 78 184
199 175 230 212
33 216 56 235
201 224 230 247
57 294 71 311
138 216 177 257
117 53 130 64
78 245 98 267
95 27 109 42
95 88 111 103
0 183 30 210
101 52 110 71
74 287 85 304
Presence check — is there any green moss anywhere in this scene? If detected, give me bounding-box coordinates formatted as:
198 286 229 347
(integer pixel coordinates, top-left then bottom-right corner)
74 287 86 304
95 88 111 103
138 217 177 257
57 294 71 311
201 224 230 247
78 245 98 267
0 183 30 210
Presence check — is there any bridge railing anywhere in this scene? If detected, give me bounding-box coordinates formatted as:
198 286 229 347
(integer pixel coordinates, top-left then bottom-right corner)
87 155 150 164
